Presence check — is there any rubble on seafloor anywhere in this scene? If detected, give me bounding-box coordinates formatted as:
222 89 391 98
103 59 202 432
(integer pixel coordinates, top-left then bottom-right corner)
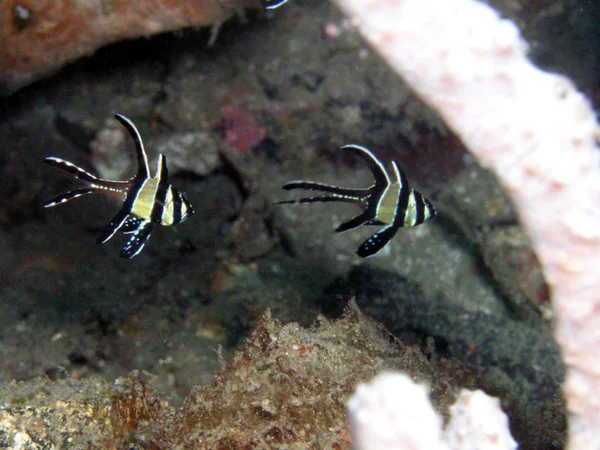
0 301 479 449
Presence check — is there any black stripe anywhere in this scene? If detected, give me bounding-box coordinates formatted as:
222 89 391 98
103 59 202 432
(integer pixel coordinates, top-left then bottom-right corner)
96 176 147 244
413 190 425 226
173 191 182 224
151 181 169 224
392 168 411 228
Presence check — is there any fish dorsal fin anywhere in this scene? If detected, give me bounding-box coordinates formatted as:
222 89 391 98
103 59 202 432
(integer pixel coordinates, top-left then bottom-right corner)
155 154 168 181
391 161 408 190
114 114 150 180
341 144 391 188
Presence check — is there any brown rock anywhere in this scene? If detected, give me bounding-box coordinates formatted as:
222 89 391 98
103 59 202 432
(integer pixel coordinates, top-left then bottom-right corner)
0 0 260 95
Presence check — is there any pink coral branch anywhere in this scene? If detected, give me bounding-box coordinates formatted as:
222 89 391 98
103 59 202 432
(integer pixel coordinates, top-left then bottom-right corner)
330 0 600 447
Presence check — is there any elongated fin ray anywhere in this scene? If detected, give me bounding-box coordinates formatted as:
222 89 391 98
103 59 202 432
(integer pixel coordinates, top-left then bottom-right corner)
341 144 391 187
114 114 150 179
278 181 368 206
44 188 95 208
44 157 100 184
356 224 399 258
282 181 368 199
120 219 153 259
275 195 359 205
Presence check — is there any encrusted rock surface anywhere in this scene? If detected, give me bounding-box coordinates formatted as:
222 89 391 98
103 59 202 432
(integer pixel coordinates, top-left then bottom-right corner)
0 303 476 449
0 371 167 449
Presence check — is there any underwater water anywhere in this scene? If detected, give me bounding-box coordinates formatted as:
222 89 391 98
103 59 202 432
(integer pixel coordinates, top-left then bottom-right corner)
0 0 598 448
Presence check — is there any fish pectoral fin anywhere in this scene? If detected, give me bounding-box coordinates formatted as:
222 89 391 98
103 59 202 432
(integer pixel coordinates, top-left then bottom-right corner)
335 212 373 233
43 188 95 208
356 224 399 258
120 220 153 259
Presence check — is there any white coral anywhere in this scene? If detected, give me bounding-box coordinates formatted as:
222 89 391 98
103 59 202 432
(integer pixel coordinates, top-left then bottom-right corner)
348 372 516 450
444 390 517 450
347 372 447 450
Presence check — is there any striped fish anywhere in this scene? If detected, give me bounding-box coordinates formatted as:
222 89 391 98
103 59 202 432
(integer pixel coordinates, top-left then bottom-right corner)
44 114 194 259
276 144 436 258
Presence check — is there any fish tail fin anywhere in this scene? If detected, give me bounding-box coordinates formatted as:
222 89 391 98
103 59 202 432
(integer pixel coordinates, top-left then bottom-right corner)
43 188 96 208
44 157 100 184
279 181 367 205
274 195 358 206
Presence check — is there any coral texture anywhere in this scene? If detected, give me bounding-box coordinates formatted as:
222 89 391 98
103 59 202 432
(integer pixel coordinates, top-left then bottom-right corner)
445 389 517 450
348 372 517 450
348 372 447 450
0 0 260 95
329 0 600 448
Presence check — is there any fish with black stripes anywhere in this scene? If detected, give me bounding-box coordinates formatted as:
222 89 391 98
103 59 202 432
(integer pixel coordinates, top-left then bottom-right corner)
43 114 194 259
276 144 437 258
